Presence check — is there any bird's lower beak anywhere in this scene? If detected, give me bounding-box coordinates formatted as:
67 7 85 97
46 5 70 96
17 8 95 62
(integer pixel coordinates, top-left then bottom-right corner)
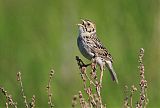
77 24 83 26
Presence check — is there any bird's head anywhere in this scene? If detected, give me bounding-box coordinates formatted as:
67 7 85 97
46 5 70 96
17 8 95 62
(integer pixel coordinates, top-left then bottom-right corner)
77 19 96 34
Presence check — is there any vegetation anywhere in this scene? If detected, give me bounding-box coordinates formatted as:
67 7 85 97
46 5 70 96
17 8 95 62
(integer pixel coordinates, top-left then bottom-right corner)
0 48 149 108
0 0 159 107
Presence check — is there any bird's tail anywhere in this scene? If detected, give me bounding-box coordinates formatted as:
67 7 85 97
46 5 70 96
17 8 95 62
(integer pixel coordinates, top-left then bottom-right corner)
106 62 118 84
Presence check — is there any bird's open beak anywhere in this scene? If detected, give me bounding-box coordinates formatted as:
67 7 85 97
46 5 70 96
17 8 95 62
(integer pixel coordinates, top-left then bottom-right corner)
77 19 86 26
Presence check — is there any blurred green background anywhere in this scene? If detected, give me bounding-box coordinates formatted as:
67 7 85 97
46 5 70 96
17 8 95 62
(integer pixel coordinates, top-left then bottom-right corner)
0 0 159 107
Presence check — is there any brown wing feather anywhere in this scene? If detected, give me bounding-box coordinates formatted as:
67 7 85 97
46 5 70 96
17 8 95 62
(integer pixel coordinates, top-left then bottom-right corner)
85 33 113 62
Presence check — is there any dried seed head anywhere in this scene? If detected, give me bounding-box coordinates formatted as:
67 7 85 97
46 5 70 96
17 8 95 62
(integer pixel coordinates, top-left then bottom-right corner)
79 91 83 98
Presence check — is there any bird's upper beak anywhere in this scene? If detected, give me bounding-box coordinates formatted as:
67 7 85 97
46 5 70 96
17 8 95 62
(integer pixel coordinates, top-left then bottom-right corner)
77 19 87 26
80 19 87 25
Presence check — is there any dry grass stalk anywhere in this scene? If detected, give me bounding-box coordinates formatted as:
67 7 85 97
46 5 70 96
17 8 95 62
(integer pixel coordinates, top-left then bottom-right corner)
136 48 149 108
5 102 9 108
29 95 36 108
0 86 17 108
124 85 129 108
130 85 137 108
124 48 149 108
17 72 29 108
123 85 137 108
1 69 56 108
46 68 55 108
72 95 78 108
74 56 106 108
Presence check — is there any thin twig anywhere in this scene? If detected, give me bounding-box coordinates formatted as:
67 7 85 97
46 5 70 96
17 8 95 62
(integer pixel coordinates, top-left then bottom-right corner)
5 102 8 108
130 85 137 108
75 56 105 108
124 85 129 108
17 72 29 108
72 95 78 108
0 86 17 108
136 48 149 108
46 69 55 108
29 95 36 108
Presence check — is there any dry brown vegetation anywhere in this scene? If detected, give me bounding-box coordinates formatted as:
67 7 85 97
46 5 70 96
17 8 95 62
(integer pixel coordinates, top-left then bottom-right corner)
0 48 148 108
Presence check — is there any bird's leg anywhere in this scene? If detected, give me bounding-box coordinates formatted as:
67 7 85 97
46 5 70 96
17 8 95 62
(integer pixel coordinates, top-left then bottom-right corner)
90 59 97 80
91 58 97 71
92 57 104 87
99 65 104 87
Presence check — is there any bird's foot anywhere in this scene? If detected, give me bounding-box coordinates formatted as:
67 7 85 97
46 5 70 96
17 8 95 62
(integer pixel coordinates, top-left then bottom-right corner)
76 56 91 68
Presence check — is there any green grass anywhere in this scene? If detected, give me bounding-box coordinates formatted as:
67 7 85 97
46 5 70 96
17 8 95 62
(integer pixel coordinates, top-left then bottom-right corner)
0 0 159 107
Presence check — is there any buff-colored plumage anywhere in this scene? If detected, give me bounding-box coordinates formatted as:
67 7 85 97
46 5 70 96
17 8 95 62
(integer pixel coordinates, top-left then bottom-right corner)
77 19 118 83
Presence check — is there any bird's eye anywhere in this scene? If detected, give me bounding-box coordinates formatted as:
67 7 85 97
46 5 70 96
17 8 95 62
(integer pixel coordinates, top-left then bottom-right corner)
87 23 90 26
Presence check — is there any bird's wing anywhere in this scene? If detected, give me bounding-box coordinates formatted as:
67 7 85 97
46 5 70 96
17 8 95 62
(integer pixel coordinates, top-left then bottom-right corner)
85 34 113 62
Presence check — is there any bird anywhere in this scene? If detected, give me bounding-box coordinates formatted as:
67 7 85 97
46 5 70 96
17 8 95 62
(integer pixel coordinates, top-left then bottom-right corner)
77 19 118 84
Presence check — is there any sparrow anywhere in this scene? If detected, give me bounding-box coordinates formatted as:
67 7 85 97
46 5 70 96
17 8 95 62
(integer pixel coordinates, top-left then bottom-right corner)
77 19 118 84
